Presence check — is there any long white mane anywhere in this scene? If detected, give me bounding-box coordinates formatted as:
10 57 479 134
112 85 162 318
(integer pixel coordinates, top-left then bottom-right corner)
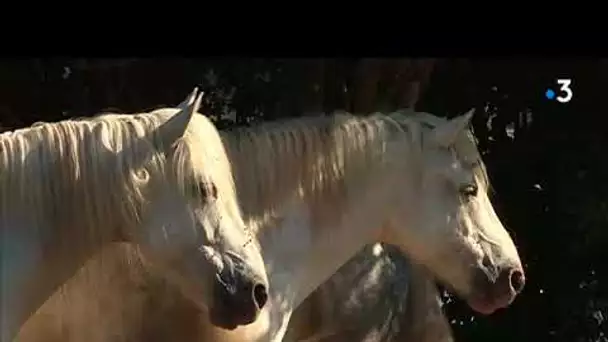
221 112 420 231
221 109 488 233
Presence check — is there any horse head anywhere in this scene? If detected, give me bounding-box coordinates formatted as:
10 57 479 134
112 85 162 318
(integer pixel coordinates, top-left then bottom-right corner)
383 109 524 315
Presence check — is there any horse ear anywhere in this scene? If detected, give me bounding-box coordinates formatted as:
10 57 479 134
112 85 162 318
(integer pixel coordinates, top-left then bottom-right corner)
177 87 206 116
177 87 198 110
430 109 474 147
156 89 203 151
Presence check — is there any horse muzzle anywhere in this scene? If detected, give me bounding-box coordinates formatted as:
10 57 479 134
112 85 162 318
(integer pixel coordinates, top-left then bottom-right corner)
208 256 269 329
467 263 525 315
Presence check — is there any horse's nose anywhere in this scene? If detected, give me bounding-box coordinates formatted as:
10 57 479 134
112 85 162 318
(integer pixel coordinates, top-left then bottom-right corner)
468 264 525 315
253 282 269 308
210 273 268 329
508 268 526 294
497 265 525 297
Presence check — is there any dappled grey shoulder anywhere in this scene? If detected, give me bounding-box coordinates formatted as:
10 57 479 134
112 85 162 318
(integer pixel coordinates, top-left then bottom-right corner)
286 243 414 342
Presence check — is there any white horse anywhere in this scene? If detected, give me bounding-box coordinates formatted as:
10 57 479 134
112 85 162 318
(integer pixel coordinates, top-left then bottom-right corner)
216 109 525 341
18 108 524 341
0 90 269 341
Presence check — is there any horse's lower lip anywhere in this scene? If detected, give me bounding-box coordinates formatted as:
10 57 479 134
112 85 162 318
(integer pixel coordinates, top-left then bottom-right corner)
467 298 499 315
467 295 513 315
209 308 240 330
210 317 239 330
216 321 238 330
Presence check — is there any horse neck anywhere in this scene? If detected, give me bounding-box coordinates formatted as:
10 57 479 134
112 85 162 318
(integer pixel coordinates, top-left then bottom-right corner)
0 121 131 341
222 114 418 312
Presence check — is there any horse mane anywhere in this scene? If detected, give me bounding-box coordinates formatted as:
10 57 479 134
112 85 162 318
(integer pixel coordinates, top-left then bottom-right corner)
221 109 489 234
220 111 422 233
0 107 237 263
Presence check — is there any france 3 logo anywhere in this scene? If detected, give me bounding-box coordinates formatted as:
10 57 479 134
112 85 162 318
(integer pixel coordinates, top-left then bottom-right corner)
545 79 573 103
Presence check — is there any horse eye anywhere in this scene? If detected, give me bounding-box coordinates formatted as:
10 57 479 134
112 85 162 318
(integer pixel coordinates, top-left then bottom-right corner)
205 182 218 200
459 184 478 197
194 182 218 200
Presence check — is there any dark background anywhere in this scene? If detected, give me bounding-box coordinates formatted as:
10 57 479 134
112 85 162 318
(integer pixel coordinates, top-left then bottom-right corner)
1 58 606 342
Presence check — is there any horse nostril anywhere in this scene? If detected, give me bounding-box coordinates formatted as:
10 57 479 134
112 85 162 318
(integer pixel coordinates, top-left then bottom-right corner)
509 269 526 294
252 283 268 309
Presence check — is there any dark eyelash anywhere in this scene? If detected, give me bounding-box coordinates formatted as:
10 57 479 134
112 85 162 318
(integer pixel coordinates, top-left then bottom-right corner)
459 183 478 197
193 182 218 200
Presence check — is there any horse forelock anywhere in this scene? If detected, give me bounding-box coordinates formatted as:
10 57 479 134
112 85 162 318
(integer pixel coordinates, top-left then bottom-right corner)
391 109 491 192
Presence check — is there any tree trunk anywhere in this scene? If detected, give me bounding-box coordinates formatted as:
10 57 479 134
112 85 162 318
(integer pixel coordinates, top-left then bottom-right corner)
298 59 326 115
348 58 437 113
351 58 383 113
391 58 436 109
281 58 437 117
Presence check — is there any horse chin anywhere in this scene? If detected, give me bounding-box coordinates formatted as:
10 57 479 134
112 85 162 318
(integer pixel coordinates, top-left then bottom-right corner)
209 308 240 330
466 289 515 315
466 297 502 315
464 264 523 315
